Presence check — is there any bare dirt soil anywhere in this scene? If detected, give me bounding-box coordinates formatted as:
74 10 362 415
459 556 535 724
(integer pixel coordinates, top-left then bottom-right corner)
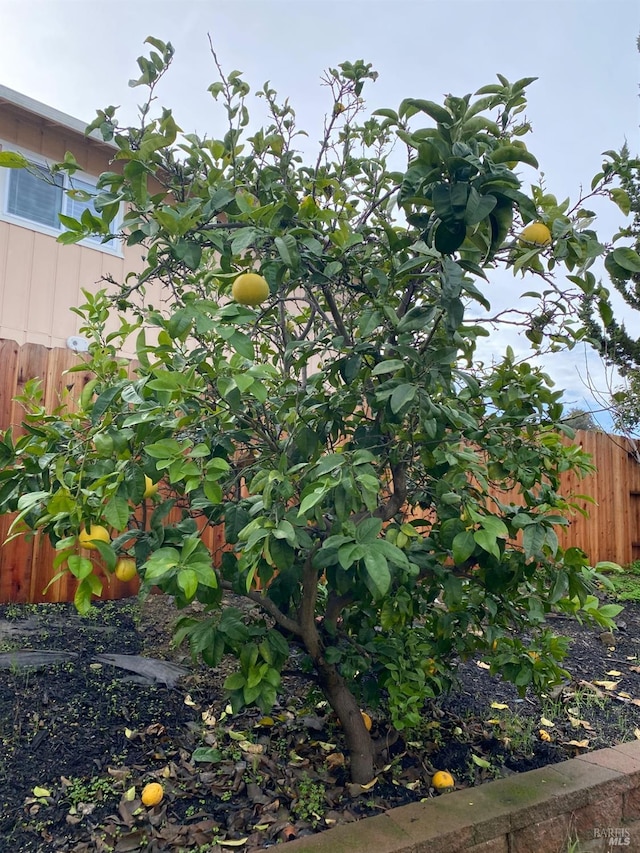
1 592 640 852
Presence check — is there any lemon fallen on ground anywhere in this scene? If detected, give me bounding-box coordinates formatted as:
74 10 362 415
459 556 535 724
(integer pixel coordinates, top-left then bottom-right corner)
232 272 270 306
114 557 137 582
141 782 164 807
361 711 373 732
519 222 552 246
432 770 455 793
78 524 110 551
143 476 158 499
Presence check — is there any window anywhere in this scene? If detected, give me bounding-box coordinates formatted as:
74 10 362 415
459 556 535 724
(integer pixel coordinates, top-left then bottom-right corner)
7 164 64 228
0 145 121 254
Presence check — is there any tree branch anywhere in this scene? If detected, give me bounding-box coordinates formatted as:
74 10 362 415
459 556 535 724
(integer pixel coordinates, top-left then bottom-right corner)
220 580 303 636
297 548 322 658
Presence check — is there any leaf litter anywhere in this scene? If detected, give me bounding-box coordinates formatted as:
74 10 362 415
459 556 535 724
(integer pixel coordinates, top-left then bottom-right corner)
1 592 640 851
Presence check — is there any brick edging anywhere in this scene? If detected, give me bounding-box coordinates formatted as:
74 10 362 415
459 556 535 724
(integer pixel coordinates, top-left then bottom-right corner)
281 741 640 852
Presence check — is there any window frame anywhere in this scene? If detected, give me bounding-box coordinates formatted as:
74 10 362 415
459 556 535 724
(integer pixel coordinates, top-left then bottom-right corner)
0 141 124 257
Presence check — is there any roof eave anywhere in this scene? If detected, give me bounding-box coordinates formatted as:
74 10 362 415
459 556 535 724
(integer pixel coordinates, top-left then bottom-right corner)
0 84 117 150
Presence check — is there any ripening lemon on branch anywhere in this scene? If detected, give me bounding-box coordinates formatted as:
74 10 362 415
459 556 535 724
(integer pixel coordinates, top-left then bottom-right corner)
78 524 110 551
519 222 552 247
114 557 137 582
231 272 270 306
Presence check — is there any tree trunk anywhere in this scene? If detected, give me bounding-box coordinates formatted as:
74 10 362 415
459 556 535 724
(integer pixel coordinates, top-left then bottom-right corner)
316 656 375 784
296 556 374 784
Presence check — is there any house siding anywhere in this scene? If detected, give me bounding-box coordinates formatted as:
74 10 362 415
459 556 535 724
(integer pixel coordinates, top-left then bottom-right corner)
0 98 146 352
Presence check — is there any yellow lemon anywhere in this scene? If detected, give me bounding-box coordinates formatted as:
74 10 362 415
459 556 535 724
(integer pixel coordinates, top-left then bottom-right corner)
432 770 455 792
361 711 373 732
232 273 270 306
141 782 164 807
519 222 552 246
78 524 110 551
114 557 137 582
143 476 158 499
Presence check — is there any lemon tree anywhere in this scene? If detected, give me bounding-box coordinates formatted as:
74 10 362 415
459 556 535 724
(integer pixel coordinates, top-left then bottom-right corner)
0 38 624 784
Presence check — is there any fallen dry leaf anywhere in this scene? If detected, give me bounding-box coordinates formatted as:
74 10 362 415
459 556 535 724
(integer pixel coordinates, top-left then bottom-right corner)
568 717 593 731
326 752 345 771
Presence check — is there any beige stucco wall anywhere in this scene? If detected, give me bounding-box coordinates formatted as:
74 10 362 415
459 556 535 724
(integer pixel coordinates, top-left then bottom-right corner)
0 99 147 354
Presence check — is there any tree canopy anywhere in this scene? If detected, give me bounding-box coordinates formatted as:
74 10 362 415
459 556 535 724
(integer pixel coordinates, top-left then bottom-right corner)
0 37 624 783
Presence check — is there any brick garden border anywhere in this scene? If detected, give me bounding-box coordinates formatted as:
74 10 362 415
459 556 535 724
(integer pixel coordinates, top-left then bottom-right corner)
282 741 640 852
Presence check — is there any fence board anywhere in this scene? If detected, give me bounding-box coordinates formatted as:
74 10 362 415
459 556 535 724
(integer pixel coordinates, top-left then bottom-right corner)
0 338 639 603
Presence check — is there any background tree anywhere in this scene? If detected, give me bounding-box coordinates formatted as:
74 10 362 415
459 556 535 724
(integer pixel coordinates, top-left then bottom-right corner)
579 144 640 433
0 38 622 784
562 408 599 431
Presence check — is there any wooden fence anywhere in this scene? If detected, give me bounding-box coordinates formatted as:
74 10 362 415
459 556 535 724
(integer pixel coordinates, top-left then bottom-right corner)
0 339 226 604
0 338 639 604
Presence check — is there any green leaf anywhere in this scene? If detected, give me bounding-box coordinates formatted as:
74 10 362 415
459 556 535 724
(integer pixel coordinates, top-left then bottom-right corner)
224 672 246 691
371 360 405 376
604 251 633 281
452 530 476 564
0 151 29 168
103 496 131 531
67 555 94 579
611 247 640 274
274 234 300 269
474 528 501 559
74 577 98 615
224 504 251 544
490 146 539 169
178 568 198 600
390 383 417 414
174 239 202 271
229 331 255 360
298 487 328 516
522 524 546 559
401 98 452 125
355 517 383 543
609 188 631 216
231 227 258 254
363 550 391 598
598 299 613 326
192 747 222 763
465 190 497 227
479 516 509 539
143 547 180 580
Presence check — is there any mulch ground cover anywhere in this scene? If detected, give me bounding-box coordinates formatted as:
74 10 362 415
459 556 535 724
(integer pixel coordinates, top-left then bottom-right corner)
1 591 640 852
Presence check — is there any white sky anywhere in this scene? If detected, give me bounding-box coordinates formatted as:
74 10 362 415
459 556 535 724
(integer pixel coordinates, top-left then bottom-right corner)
0 0 638 427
